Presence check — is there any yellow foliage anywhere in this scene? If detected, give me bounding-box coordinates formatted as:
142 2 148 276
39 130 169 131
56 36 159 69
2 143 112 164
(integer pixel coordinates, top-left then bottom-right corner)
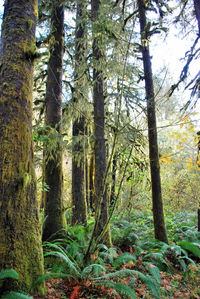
176 157 182 162
160 155 173 164
181 137 187 143
176 145 183 149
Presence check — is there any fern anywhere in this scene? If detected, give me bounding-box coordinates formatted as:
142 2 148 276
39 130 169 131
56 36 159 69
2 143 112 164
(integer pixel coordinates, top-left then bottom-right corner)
96 280 136 298
143 263 161 284
0 270 32 299
113 252 137 268
81 264 105 280
137 272 160 299
1 292 32 299
0 269 19 290
0 269 19 280
143 252 171 271
178 241 200 257
44 250 80 276
98 244 118 264
94 269 160 298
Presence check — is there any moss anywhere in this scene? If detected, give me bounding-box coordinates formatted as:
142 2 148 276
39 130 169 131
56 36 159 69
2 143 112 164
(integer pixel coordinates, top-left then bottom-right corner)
26 18 34 29
32 1 38 19
22 172 32 189
23 39 37 57
2 82 9 88
0 0 44 295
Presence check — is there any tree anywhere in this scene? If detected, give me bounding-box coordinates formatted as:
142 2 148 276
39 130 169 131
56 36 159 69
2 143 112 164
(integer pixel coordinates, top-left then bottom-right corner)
194 0 200 34
137 0 168 243
91 0 111 245
71 0 88 225
0 0 44 294
193 0 200 231
43 0 66 240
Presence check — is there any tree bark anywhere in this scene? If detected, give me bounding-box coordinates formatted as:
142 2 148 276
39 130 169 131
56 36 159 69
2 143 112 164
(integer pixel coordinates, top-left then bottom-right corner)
194 0 200 35
43 0 66 240
110 152 117 208
0 0 44 294
137 0 168 243
91 0 111 245
72 0 88 225
194 2 200 231
89 153 95 212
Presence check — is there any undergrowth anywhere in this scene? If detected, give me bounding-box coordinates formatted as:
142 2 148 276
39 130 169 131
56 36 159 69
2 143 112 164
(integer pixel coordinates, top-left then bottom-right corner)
34 211 200 298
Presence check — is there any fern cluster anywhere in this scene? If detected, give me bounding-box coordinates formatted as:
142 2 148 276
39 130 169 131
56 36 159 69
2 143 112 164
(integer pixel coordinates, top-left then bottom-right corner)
0 270 32 299
38 241 161 298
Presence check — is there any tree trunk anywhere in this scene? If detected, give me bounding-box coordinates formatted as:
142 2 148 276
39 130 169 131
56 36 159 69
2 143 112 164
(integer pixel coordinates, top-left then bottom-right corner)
71 0 88 225
89 153 95 212
0 0 44 294
137 0 168 243
194 0 200 34
194 0 200 233
43 0 66 240
91 0 111 245
110 152 117 208
85 126 90 213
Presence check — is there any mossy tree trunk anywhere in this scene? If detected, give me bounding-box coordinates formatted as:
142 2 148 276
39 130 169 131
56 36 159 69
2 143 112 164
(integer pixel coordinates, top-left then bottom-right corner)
71 0 88 225
91 0 111 246
137 0 168 243
0 0 44 294
110 152 117 208
89 153 95 212
43 0 66 240
194 0 200 231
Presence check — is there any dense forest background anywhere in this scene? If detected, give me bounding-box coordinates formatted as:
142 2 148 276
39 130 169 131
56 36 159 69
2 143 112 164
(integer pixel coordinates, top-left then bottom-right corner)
0 0 200 298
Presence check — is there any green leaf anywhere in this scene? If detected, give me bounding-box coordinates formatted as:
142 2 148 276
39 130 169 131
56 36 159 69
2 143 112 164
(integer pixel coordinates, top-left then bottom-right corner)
81 264 105 279
96 280 136 299
44 250 80 277
113 253 137 268
93 268 137 281
138 272 160 299
144 263 161 284
0 269 19 280
1 291 32 299
178 241 200 257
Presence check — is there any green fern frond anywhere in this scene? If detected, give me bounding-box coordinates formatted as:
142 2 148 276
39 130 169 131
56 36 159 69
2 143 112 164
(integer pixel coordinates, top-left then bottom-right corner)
178 259 187 272
113 253 137 268
0 269 19 280
178 241 200 257
81 264 105 280
1 291 32 299
98 244 109 251
98 245 118 264
144 252 171 271
94 268 160 298
143 263 160 284
44 250 80 277
180 255 196 267
96 280 136 299
138 272 160 299
44 242 81 267
93 268 137 280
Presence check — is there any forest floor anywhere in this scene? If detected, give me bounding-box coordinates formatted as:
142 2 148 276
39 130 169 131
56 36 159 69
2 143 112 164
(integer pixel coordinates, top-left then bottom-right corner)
33 256 200 298
33 211 200 299
33 264 200 299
